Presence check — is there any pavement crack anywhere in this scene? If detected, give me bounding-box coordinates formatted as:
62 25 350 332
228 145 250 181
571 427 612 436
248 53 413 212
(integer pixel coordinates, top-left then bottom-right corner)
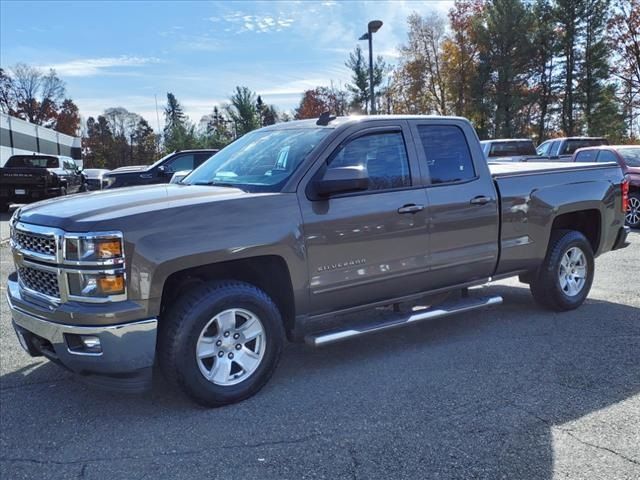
346 444 360 480
0 433 324 468
509 402 639 467
558 429 640 467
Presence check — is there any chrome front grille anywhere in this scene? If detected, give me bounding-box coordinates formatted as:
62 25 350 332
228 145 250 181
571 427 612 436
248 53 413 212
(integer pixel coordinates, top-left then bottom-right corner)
18 266 60 299
13 230 57 257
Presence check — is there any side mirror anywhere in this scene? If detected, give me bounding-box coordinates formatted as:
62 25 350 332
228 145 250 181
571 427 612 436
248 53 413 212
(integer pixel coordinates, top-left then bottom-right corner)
312 166 369 198
157 165 167 176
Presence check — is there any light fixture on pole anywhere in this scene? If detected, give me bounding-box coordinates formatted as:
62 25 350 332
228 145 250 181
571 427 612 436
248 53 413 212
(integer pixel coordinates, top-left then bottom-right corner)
359 20 383 115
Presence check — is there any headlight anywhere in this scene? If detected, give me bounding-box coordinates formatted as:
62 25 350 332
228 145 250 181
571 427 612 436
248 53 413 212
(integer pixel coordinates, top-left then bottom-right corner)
65 233 124 264
67 271 126 298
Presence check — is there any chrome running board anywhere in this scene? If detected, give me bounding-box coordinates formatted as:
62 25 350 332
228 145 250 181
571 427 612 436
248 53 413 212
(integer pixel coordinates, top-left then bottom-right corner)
305 295 503 347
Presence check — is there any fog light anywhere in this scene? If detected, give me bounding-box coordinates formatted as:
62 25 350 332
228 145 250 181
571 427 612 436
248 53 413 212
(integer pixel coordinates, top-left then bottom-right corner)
65 334 103 354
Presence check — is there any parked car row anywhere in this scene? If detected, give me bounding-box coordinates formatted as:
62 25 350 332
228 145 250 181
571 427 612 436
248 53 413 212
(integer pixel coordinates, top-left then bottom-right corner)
481 136 639 228
573 145 640 228
0 149 220 212
0 155 85 212
481 136 609 163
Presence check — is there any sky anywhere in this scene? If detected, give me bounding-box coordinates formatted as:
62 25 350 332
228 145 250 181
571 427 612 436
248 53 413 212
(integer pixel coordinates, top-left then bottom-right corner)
1 0 453 130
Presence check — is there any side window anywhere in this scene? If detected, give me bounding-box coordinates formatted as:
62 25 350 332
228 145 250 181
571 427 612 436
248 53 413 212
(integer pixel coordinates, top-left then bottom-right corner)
537 141 551 156
164 154 195 173
195 152 213 167
574 150 597 162
328 131 411 191
549 141 561 156
596 150 618 163
417 125 475 184
63 160 75 170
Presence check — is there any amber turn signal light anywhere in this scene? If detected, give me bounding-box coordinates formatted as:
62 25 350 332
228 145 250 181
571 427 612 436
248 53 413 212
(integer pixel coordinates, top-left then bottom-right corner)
97 275 125 295
97 239 122 259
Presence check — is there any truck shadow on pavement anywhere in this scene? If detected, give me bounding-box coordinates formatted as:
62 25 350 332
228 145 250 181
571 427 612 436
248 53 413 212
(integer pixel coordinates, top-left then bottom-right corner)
1 284 639 479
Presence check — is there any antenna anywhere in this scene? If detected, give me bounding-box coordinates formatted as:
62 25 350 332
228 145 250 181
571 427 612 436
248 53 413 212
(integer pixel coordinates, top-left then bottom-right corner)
154 94 161 133
316 111 336 126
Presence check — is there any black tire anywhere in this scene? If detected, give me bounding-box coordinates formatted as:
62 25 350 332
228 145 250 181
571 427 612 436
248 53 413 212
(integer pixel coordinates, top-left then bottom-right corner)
626 192 640 228
529 229 595 311
158 281 285 407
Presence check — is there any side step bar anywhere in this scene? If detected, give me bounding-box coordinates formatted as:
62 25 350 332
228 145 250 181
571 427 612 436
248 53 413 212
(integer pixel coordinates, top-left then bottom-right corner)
305 295 503 347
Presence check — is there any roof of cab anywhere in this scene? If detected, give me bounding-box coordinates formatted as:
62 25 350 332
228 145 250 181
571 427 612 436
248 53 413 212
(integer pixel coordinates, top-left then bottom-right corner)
261 114 471 130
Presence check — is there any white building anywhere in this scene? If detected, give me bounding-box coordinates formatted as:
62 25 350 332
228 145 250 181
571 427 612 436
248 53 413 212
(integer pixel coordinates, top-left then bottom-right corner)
0 112 82 167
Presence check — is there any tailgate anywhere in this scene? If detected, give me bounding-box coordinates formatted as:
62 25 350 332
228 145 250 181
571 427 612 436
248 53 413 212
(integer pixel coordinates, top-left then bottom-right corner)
0 168 49 186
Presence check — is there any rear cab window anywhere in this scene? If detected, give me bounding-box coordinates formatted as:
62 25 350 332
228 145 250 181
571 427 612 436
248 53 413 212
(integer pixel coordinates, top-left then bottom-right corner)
596 150 618 163
5 156 59 168
574 150 598 162
489 141 536 158
563 139 608 155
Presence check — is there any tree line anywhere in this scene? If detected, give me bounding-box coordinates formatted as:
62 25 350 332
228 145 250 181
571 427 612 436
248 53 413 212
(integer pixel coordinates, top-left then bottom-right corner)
296 0 639 142
1 0 638 169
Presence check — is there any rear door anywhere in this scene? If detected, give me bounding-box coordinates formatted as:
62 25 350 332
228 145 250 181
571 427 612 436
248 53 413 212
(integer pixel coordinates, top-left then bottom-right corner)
409 120 499 289
298 121 431 314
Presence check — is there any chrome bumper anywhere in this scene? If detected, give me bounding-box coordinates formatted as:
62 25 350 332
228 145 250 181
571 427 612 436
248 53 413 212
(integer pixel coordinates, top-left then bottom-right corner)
7 277 157 377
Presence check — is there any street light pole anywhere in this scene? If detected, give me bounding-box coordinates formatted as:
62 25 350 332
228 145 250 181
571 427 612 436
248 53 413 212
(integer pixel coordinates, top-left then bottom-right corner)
367 32 374 115
359 20 383 115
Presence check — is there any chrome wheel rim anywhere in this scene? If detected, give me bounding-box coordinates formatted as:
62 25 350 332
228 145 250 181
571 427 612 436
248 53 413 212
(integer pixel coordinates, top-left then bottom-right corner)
558 246 587 297
626 196 640 226
196 308 266 386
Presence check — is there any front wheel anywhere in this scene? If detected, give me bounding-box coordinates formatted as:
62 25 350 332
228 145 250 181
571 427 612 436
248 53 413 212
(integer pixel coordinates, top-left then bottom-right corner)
529 230 595 311
159 281 285 407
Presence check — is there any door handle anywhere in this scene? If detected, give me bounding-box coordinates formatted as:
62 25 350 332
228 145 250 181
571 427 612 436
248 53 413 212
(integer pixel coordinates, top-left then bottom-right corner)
397 204 424 214
470 195 491 205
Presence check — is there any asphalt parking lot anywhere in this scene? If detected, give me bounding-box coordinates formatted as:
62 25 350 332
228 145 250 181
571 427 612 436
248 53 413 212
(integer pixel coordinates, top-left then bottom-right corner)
0 212 638 480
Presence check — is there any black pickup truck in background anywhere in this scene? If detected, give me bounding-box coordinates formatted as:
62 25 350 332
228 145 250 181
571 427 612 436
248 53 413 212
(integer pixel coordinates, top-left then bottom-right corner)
102 149 218 189
0 155 85 212
536 136 608 160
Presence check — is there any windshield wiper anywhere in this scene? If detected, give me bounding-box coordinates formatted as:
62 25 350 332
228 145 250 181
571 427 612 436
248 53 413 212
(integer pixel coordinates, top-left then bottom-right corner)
192 181 247 191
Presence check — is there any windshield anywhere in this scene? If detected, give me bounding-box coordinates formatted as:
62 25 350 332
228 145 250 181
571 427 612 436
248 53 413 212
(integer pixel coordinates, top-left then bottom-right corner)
620 148 640 167
5 155 58 168
184 128 330 191
147 152 175 170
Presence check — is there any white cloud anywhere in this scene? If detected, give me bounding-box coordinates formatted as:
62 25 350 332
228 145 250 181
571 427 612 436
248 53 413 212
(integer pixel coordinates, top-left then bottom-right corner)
43 56 160 77
211 11 295 34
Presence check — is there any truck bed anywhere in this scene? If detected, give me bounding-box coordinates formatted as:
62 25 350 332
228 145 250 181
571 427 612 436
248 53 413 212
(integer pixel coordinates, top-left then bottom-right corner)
488 161 616 178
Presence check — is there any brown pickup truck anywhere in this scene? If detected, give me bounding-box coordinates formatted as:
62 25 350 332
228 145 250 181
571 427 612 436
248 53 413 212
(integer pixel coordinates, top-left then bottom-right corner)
7 115 630 406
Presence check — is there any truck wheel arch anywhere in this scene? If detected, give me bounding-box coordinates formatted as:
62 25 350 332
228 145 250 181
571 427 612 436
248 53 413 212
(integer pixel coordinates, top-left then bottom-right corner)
549 209 601 254
159 255 296 337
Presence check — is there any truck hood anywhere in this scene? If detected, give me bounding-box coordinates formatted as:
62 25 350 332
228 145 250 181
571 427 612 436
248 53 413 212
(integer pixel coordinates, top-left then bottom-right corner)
15 184 258 231
107 165 149 174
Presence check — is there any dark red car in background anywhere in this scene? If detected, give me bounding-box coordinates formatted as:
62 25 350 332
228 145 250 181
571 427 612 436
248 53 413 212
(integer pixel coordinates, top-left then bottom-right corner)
573 145 640 228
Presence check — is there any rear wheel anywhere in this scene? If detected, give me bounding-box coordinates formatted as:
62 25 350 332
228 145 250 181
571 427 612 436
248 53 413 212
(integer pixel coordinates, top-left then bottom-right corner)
626 192 640 228
159 281 285 407
529 230 594 311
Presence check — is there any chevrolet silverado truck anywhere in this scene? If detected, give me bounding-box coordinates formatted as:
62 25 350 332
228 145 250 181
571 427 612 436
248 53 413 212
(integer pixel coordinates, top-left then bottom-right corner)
7 115 630 407
0 154 85 212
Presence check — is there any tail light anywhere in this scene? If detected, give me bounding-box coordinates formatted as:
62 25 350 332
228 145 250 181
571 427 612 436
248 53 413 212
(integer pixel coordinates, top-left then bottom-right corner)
621 179 629 213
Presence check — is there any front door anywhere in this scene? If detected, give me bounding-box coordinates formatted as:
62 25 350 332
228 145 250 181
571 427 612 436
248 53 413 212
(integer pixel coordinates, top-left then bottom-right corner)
298 123 431 315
